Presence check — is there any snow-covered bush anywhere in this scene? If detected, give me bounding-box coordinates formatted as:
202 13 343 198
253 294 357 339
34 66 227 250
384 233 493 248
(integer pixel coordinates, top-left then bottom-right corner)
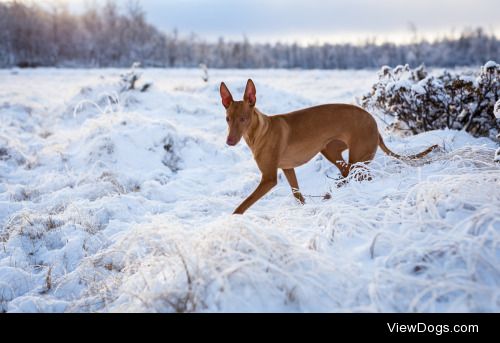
361 62 500 138
120 62 152 93
199 63 209 83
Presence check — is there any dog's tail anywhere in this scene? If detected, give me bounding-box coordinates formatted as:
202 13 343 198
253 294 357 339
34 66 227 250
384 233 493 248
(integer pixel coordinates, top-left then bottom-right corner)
378 134 438 160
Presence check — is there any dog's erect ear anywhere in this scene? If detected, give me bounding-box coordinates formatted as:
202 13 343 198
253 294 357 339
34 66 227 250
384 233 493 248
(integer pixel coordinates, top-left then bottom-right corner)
220 82 233 108
244 79 256 106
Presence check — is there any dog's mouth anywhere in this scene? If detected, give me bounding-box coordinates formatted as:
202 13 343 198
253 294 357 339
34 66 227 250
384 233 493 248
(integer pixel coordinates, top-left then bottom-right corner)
226 136 241 146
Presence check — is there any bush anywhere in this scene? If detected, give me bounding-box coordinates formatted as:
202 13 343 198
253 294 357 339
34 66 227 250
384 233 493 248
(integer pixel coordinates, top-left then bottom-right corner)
361 62 500 138
120 62 152 93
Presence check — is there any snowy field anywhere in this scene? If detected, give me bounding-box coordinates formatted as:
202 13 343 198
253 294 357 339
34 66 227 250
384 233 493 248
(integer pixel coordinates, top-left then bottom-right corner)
0 68 499 312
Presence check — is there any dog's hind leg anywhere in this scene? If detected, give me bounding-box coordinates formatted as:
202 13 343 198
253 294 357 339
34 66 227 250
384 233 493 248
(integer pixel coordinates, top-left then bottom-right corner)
347 141 377 181
321 140 350 178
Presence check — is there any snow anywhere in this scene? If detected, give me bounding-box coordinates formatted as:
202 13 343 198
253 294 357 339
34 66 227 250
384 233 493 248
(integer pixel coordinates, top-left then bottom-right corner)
1 68 499 313
386 79 413 93
411 83 426 95
484 60 499 69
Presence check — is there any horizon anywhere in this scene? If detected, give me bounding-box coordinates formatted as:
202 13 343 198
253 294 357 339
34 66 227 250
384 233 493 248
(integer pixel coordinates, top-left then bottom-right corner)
2 0 499 45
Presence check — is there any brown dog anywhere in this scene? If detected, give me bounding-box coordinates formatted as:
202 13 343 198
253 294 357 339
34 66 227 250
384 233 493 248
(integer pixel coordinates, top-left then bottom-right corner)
220 79 437 214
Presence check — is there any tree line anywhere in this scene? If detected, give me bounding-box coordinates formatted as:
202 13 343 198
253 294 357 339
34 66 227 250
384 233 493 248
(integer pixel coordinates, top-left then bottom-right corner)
0 1 499 69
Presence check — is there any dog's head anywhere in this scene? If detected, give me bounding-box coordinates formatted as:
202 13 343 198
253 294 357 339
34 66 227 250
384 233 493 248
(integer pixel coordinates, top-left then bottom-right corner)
219 79 256 146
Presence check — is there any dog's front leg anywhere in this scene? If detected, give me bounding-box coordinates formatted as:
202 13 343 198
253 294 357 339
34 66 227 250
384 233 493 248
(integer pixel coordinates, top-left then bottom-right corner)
283 168 305 204
233 146 279 214
233 173 277 214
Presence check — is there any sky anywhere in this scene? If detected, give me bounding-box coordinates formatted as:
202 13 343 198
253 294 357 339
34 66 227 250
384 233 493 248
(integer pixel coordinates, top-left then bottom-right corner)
4 0 500 44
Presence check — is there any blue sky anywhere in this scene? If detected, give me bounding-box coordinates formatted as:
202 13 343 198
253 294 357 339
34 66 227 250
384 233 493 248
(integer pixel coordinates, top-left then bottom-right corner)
10 0 500 44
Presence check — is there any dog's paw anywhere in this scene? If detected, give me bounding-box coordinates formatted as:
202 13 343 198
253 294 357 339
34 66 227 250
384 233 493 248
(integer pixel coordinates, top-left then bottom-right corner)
335 179 349 188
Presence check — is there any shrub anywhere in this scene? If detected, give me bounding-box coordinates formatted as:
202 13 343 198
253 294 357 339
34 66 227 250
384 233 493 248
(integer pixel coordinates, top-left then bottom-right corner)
120 62 152 92
361 62 500 138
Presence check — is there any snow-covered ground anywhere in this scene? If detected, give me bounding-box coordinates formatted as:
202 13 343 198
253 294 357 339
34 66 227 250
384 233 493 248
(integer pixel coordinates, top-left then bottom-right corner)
0 68 499 313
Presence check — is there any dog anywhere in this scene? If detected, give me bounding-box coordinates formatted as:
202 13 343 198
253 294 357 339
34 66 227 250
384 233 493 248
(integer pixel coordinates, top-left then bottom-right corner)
220 79 437 214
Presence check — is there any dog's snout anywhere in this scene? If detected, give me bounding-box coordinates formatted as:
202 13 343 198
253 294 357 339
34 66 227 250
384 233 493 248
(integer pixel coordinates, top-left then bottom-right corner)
226 137 237 146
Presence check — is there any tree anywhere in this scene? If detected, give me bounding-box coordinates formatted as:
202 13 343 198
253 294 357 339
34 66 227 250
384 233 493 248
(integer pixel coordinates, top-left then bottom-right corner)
0 0 498 69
